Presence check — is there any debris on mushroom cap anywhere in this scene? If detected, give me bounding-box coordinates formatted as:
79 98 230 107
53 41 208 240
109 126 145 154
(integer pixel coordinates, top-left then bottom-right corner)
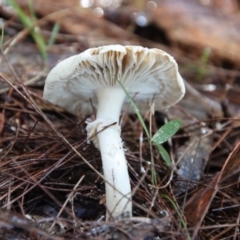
43 45 185 115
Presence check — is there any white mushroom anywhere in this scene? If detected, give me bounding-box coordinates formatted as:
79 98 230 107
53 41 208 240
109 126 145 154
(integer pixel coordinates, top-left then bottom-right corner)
43 45 185 220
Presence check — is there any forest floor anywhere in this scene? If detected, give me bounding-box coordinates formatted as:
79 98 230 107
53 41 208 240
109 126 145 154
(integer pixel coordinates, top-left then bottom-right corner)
1 0 240 239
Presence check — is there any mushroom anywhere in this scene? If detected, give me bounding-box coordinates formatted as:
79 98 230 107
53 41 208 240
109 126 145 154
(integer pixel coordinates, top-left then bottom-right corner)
43 45 185 220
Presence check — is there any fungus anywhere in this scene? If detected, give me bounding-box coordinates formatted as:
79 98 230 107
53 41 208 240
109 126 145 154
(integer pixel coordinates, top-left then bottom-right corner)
43 45 185 220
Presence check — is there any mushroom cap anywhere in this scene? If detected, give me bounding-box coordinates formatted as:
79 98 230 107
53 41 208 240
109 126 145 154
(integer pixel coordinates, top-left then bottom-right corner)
43 45 185 116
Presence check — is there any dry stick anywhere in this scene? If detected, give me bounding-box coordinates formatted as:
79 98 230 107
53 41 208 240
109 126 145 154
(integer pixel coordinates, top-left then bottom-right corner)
19 118 39 155
7 178 12 211
198 223 240 230
0 106 39 115
49 175 85 232
234 206 240 240
0 114 20 159
210 226 234 240
210 127 232 153
131 167 149 198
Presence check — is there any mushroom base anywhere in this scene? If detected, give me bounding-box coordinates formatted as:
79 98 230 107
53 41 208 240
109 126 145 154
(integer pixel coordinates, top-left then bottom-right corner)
97 122 132 220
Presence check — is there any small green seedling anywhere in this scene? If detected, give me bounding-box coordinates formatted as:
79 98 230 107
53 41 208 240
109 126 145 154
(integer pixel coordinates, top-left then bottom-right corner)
152 119 182 166
117 80 182 168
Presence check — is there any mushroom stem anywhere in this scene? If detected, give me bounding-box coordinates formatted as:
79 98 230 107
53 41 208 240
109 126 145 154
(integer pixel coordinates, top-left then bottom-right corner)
96 87 126 122
95 87 132 219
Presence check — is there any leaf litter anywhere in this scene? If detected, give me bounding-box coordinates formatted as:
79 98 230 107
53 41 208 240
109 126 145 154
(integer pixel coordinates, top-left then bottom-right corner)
0 0 240 239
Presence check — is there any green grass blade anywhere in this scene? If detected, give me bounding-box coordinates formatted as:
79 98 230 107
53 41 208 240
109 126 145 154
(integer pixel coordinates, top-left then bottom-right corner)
117 80 157 184
7 0 31 25
7 0 47 61
27 0 36 22
48 23 60 46
117 80 150 139
152 119 182 145
162 194 191 240
0 23 4 47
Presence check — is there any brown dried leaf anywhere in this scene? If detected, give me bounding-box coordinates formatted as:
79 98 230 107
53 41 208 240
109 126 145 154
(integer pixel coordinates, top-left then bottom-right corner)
221 141 240 182
184 173 220 227
153 0 240 65
184 142 240 237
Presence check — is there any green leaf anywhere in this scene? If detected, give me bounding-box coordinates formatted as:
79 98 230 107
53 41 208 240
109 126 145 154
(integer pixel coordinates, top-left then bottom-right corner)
152 119 182 145
155 144 171 167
